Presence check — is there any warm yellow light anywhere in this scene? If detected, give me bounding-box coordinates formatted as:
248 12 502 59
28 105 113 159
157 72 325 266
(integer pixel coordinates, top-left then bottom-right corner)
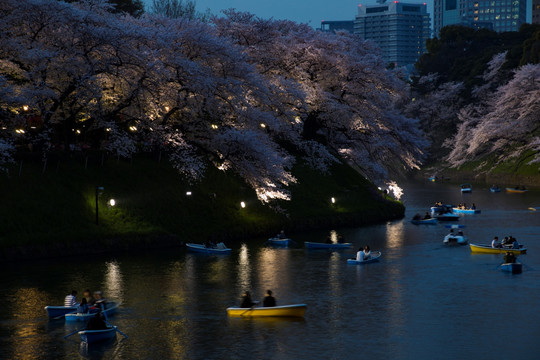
76 129 81 134
240 201 246 208
260 123 266 128
186 191 192 196
164 106 170 112
15 129 25 134
331 197 336 204
108 199 116 207
211 124 218 130
129 126 137 132
106 128 111 132
22 105 29 111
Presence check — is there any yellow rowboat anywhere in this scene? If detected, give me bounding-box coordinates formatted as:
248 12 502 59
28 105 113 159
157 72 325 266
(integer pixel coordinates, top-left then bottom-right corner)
226 304 306 318
469 243 527 254
506 187 528 193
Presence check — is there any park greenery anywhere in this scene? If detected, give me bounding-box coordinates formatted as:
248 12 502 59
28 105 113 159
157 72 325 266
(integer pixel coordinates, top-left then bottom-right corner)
407 24 540 178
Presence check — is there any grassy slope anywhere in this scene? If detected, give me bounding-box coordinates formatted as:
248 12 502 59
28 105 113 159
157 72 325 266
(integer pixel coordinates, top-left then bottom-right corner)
0 154 403 258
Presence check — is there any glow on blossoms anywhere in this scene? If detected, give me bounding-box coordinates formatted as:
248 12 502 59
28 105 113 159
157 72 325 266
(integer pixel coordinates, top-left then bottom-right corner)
0 0 427 201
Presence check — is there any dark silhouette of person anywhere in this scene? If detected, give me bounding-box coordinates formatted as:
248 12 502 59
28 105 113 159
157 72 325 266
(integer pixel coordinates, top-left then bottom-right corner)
263 290 276 307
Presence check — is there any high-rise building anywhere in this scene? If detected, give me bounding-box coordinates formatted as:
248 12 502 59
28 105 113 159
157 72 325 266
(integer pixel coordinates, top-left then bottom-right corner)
354 2 431 67
433 0 527 36
533 0 540 24
320 20 355 33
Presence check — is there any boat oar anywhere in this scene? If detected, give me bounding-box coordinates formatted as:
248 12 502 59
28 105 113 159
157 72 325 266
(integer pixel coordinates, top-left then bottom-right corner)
101 304 128 339
63 327 85 339
52 310 76 320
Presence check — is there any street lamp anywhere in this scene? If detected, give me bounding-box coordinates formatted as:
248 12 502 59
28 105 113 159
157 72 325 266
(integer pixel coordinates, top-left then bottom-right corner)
95 186 104 225
240 201 246 208
331 197 336 204
108 199 116 207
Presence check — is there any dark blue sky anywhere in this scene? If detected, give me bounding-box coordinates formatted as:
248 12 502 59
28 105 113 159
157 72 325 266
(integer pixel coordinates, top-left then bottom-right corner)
143 0 432 27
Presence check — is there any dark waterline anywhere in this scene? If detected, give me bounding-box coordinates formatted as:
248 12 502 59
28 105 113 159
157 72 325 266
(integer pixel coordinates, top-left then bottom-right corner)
2 181 540 359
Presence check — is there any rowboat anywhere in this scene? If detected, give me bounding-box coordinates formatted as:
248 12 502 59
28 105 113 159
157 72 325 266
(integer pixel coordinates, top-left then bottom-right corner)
78 326 117 344
347 251 382 265
430 205 460 221
266 238 292 247
410 218 437 225
490 186 501 193
186 243 231 254
452 208 481 214
226 304 307 318
45 306 77 319
461 183 472 193
469 243 527 254
428 176 436 182
501 262 522 274
506 187 528 193
305 241 352 249
443 234 468 245
65 302 119 322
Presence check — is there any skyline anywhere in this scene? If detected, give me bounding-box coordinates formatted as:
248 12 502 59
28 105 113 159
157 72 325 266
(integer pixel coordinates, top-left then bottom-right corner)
142 0 534 29
142 0 432 26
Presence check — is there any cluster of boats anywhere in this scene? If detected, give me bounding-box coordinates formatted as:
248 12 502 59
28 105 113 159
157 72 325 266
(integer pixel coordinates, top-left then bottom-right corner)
45 301 122 344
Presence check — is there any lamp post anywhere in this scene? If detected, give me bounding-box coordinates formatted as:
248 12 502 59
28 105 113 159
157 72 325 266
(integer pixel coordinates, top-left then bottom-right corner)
95 186 104 225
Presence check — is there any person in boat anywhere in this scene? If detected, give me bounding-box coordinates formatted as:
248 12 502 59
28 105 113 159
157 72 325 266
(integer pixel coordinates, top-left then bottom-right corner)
325 235 332 244
83 289 95 306
471 203 476 210
448 229 455 236
458 230 464 236
512 240 520 249
423 212 431 220
337 234 345 243
277 230 286 239
491 236 502 248
263 290 276 307
240 291 255 308
356 247 365 261
501 236 510 246
94 291 107 309
503 252 516 264
77 297 89 314
205 240 216 248
363 245 371 260
64 290 78 307
412 213 422 221
86 312 108 330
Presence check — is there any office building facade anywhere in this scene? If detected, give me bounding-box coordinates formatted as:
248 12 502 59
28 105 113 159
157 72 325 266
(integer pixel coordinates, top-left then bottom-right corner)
320 20 355 33
354 2 431 67
533 0 540 24
434 0 527 36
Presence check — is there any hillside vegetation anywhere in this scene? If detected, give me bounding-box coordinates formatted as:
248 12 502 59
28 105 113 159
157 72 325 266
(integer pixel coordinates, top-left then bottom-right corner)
0 152 403 259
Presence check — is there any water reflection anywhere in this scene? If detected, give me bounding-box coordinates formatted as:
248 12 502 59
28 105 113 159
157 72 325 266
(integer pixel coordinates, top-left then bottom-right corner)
385 220 405 249
237 243 251 292
11 288 48 360
104 261 123 303
256 247 292 300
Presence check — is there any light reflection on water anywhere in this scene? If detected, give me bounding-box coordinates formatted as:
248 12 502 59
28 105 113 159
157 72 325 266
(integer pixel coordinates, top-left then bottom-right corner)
2 182 540 359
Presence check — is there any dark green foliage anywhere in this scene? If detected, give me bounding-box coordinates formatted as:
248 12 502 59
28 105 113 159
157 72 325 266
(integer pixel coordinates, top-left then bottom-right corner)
0 153 402 257
416 24 540 94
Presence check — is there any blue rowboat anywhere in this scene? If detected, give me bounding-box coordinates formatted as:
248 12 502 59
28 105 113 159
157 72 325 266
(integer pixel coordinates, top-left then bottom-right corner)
267 238 292 247
490 186 501 193
186 243 231 254
461 183 472 193
452 208 481 214
65 302 119 322
410 218 437 225
78 326 117 344
45 306 77 319
501 262 522 274
304 242 353 249
347 251 381 265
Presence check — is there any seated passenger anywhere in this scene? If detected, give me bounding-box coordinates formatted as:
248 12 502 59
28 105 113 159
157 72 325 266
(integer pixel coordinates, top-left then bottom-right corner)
423 212 431 220
64 290 78 307
93 291 107 308
277 230 286 239
263 290 276 307
363 245 371 260
77 298 89 314
356 248 365 262
513 240 520 249
240 291 255 308
337 234 345 243
86 312 108 330
492 236 502 248
503 252 516 264
83 289 95 306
